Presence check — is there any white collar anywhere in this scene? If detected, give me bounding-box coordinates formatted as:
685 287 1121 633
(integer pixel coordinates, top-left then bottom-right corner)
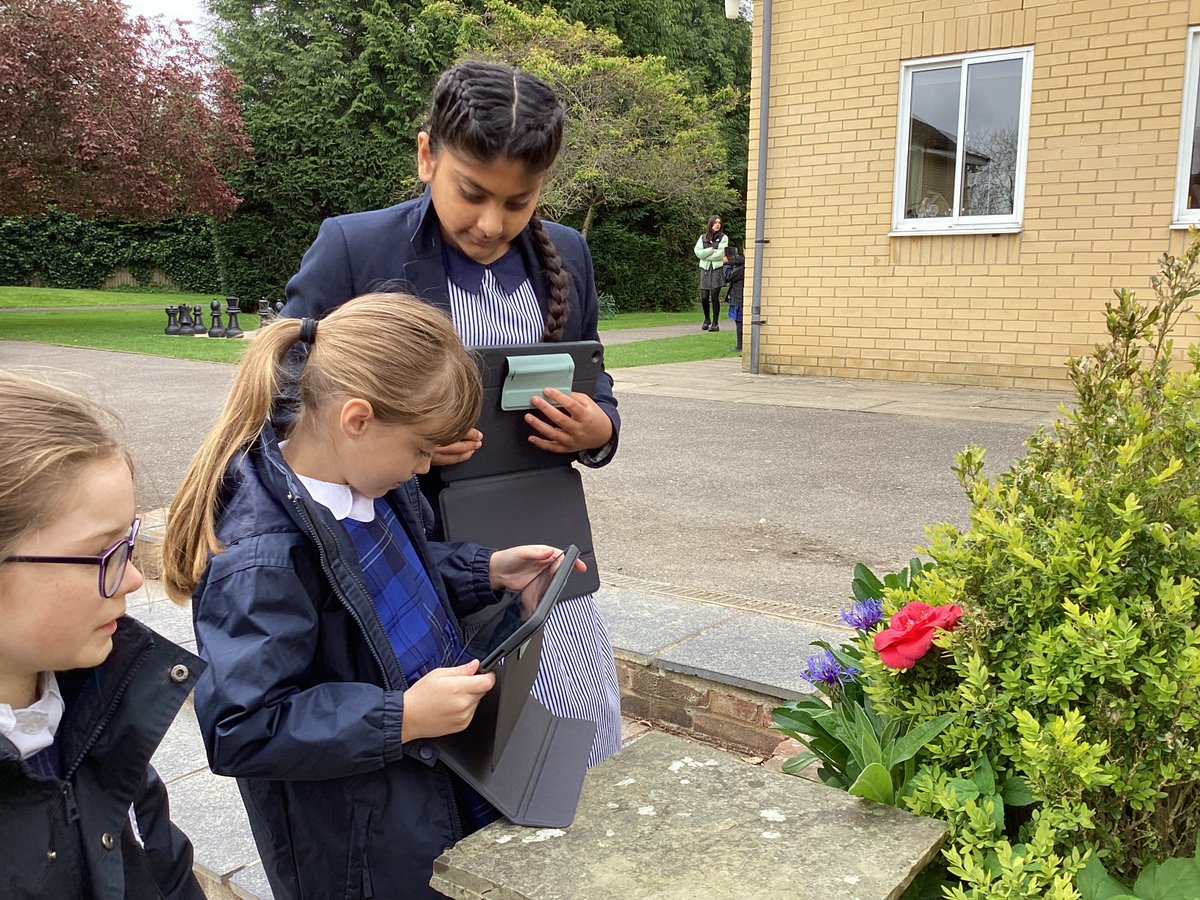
294 472 377 522
0 672 65 759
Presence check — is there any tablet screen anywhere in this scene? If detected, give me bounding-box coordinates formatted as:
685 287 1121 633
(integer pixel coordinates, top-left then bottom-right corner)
458 546 578 672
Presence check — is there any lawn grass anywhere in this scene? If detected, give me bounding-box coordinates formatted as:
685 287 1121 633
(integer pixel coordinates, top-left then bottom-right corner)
2 286 702 328
605 332 741 368
0 285 217 309
0 308 255 363
0 293 733 368
597 309 698 330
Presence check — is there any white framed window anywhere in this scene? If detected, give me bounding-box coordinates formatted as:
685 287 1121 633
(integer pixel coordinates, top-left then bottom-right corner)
1173 27 1200 226
892 47 1034 235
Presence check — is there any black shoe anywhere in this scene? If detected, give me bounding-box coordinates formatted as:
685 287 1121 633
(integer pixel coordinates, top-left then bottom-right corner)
701 321 710 331
709 323 720 332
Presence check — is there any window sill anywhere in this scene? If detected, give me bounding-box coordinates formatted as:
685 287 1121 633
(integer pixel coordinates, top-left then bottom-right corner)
889 224 1022 237
1169 220 1200 230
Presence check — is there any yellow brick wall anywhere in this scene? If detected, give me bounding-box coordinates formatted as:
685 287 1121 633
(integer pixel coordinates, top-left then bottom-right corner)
745 0 1200 388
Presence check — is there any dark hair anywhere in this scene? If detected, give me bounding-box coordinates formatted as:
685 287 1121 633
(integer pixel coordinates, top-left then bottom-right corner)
702 214 725 248
426 60 570 341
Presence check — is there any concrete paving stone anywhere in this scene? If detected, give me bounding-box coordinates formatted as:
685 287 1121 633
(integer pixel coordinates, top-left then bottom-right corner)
127 595 197 647
655 613 850 700
166 768 260 884
431 731 947 900
151 700 210 784
230 862 274 900
593 587 739 662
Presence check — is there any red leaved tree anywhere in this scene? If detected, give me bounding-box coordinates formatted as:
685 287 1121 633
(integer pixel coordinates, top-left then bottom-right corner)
0 0 251 220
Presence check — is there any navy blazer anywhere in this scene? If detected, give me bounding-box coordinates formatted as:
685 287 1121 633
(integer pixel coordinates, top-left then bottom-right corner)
283 192 621 458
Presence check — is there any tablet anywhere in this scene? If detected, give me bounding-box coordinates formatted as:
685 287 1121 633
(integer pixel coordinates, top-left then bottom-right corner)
460 545 580 673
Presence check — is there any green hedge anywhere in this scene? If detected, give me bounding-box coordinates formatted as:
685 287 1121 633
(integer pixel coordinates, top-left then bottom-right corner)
0 211 221 293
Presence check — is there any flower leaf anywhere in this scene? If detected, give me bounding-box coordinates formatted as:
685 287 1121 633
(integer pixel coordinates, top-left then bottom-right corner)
848 762 895 806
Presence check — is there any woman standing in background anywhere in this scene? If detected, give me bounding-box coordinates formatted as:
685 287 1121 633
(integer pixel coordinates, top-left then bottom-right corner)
694 215 728 332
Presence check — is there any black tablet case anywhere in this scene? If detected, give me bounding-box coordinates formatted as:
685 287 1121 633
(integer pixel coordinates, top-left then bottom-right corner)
436 628 597 827
441 341 605 483
438 341 605 597
439 467 600 597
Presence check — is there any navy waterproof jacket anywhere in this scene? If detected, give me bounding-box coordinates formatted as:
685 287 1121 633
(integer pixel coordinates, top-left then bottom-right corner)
0 618 205 900
281 191 621 460
190 423 502 900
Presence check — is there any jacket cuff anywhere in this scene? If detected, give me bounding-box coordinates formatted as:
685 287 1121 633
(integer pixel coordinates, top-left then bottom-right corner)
472 547 504 608
578 409 620 468
382 689 407 764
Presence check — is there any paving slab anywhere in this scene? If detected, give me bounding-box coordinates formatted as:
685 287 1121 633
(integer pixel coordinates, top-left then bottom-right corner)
431 730 947 900
655 613 848 699
592 587 739 662
230 863 275 900
166 766 260 885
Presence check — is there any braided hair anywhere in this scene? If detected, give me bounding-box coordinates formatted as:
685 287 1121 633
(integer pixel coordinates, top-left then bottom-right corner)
427 60 570 341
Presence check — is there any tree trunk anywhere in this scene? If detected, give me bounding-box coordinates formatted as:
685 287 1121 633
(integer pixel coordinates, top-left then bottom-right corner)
580 203 596 239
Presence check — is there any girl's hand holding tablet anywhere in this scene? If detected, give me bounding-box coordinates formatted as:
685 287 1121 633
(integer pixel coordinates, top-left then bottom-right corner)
487 543 587 591
525 387 614 453
431 427 484 466
401 660 496 742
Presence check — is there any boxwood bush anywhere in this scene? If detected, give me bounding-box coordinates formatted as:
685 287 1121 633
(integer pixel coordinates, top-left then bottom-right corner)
862 237 1200 898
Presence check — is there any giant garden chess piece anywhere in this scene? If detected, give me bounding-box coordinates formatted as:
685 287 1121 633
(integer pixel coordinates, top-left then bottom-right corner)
191 305 205 335
164 307 181 335
177 303 193 334
225 297 243 338
208 298 226 339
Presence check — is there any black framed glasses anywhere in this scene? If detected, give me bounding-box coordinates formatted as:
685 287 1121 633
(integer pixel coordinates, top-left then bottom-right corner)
3 517 141 599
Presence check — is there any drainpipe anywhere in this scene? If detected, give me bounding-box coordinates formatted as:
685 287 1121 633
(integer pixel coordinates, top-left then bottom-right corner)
748 0 771 374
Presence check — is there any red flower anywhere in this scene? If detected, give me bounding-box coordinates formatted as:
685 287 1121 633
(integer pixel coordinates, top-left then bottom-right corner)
873 601 963 670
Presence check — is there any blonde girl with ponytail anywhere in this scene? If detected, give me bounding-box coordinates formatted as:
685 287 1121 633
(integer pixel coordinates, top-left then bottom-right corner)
163 293 581 900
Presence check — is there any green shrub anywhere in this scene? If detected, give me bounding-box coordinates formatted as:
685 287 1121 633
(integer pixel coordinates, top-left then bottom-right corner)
0 211 220 293
860 236 1200 897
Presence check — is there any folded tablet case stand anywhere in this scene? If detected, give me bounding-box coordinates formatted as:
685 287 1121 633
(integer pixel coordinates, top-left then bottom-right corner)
435 629 597 828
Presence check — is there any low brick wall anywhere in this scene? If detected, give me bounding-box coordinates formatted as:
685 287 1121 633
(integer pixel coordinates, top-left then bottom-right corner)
614 651 790 758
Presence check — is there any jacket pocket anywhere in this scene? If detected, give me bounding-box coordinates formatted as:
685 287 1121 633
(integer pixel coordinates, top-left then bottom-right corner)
344 802 374 900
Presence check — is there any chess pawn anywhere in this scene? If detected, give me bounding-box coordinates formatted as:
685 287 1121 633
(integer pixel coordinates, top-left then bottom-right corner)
273 300 284 316
164 306 180 335
208 298 227 338
191 305 205 335
225 302 243 338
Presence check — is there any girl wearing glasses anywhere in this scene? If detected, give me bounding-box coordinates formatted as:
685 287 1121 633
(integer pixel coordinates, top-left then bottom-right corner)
0 372 205 899
163 293 580 900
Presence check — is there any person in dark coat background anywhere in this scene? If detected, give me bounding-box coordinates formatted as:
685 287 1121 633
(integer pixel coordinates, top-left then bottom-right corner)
722 246 747 352
0 372 204 900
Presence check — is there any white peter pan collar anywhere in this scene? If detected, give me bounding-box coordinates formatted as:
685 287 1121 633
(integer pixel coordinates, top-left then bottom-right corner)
294 473 377 523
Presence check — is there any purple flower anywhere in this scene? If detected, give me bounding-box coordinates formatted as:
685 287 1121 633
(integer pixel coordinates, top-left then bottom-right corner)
841 597 884 631
801 649 859 689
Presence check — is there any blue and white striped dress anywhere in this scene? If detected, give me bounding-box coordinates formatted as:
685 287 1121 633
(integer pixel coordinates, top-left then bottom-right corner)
443 243 622 767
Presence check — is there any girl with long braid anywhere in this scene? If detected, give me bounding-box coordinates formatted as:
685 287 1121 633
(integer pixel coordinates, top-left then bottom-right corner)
283 61 623 767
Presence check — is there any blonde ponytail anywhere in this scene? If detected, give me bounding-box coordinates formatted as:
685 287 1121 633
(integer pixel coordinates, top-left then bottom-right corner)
162 293 482 603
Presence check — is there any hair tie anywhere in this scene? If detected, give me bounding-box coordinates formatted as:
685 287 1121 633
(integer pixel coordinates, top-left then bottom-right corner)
299 317 318 345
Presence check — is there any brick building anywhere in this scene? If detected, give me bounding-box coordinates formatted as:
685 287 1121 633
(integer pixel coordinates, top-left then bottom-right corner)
744 0 1200 388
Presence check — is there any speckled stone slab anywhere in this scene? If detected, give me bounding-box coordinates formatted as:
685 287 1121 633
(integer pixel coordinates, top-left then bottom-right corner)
431 731 947 900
